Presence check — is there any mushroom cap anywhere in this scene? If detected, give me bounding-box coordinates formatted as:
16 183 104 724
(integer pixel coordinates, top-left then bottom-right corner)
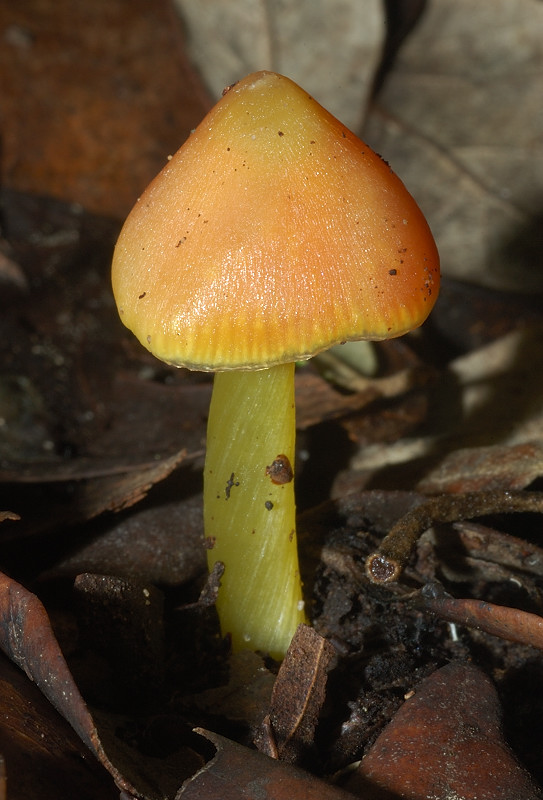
112 71 440 371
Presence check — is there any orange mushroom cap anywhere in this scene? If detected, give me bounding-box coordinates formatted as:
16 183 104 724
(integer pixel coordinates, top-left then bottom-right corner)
112 71 440 371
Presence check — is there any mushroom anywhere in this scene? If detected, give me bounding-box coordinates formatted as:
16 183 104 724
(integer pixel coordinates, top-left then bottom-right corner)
111 71 440 659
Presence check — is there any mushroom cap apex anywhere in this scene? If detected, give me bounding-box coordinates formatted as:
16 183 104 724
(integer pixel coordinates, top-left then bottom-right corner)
112 71 440 371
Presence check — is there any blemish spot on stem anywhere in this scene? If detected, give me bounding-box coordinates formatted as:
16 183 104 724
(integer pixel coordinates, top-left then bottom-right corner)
225 473 240 499
266 454 293 485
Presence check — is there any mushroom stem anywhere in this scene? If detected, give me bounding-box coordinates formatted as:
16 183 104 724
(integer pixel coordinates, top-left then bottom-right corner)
204 363 306 658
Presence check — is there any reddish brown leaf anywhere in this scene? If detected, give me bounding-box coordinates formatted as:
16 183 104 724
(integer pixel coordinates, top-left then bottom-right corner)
0 571 142 795
296 370 379 431
0 447 189 543
186 649 275 732
0 652 117 800
46 493 206 589
0 0 211 218
453 519 543 576
419 519 543 580
417 441 543 494
415 519 543 598
350 661 541 800
180 728 356 800
255 624 336 764
0 572 203 799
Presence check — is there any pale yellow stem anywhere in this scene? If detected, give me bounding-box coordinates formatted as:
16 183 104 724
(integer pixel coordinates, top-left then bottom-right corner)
204 363 306 659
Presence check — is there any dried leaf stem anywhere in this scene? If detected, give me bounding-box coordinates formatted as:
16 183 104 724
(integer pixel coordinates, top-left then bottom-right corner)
420 582 543 650
365 490 543 583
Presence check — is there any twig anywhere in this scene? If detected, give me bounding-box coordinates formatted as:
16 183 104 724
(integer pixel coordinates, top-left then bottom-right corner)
365 490 543 583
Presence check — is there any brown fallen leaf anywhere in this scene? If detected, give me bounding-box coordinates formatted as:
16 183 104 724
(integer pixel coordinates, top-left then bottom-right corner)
81 448 189 515
0 571 202 799
429 278 543 360
295 370 380 431
349 661 541 800
180 728 356 800
174 0 385 131
45 493 206 589
74 573 165 710
449 519 543 577
0 652 117 800
0 447 189 542
0 0 210 218
183 649 275 734
415 519 543 599
345 324 543 495
417 441 543 494
0 571 138 795
364 0 543 293
254 624 336 765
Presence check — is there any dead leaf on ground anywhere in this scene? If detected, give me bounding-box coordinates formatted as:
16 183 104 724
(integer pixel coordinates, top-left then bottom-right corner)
417 441 543 494
350 661 541 800
183 650 276 733
440 519 543 578
0 571 208 799
180 728 355 800
0 0 211 218
0 652 117 800
346 324 543 491
364 0 543 293
0 571 140 796
255 624 336 765
173 0 385 131
0 447 189 543
44 492 206 588
295 370 380 431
